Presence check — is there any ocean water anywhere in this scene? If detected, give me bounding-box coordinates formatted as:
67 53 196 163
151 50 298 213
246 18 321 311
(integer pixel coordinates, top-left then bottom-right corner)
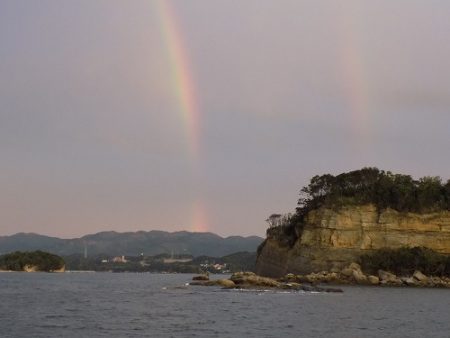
0 273 449 338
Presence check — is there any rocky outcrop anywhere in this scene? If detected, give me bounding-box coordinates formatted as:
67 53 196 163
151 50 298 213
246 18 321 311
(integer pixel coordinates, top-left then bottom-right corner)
192 274 209 281
23 265 38 272
51 265 66 273
256 205 450 277
279 263 450 288
189 272 343 292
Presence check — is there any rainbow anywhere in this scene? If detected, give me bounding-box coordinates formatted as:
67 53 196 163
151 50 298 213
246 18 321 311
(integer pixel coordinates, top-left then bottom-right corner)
337 3 371 149
156 0 208 232
157 0 201 161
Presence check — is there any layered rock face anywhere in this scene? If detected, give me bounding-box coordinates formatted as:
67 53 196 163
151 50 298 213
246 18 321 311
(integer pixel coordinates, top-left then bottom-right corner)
256 205 450 277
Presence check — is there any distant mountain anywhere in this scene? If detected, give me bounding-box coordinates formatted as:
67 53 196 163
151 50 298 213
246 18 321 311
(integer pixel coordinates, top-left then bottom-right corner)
0 231 263 257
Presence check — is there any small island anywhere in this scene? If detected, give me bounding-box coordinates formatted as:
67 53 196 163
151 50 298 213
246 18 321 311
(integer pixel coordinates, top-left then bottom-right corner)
0 250 65 272
256 168 450 286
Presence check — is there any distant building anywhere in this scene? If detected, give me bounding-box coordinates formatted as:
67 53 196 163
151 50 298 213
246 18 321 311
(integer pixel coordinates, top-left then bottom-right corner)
213 263 226 270
112 255 127 263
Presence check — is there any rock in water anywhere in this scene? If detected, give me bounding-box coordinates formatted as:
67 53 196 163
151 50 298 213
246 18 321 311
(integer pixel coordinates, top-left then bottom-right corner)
205 279 236 288
192 275 209 281
231 272 281 288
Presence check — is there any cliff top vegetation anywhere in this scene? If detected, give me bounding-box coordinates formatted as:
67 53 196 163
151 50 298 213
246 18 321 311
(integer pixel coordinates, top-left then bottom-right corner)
296 167 450 218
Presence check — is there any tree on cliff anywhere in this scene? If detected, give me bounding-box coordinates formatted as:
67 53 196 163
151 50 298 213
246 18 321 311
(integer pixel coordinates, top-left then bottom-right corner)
265 213 292 228
266 214 282 228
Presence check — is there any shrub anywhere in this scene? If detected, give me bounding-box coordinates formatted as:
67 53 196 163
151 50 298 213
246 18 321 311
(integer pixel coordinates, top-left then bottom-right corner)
359 247 450 276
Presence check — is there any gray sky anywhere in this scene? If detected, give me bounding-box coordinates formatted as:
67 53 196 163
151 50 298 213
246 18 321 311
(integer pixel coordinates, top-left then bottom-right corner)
1 0 449 238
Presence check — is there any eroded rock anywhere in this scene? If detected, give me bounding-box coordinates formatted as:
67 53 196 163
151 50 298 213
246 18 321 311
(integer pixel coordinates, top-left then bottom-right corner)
367 275 380 285
413 270 428 283
378 270 402 285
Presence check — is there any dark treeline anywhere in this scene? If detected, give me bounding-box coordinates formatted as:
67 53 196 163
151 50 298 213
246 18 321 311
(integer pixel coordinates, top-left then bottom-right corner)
296 167 450 218
63 251 256 273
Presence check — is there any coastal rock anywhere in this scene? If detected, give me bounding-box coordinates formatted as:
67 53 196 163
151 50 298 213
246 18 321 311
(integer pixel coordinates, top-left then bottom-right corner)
340 268 354 278
23 265 38 272
348 263 362 271
378 270 402 285
401 277 417 286
429 277 445 287
338 262 369 284
51 265 66 273
190 271 344 292
192 275 209 281
352 269 368 284
412 271 428 283
231 272 281 288
367 275 380 285
205 279 236 288
321 271 339 283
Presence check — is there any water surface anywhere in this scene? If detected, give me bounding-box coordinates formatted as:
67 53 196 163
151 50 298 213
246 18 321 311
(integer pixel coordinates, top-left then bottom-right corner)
0 272 449 337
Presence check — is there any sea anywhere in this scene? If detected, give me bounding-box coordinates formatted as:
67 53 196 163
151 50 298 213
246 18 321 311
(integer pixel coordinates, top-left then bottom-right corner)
0 272 449 338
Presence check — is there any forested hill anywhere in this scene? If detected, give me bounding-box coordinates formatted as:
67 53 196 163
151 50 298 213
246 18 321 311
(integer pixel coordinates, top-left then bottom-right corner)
0 231 263 257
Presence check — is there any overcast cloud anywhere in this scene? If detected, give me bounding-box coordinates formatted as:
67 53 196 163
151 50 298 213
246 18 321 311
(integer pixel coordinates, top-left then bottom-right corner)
1 0 449 237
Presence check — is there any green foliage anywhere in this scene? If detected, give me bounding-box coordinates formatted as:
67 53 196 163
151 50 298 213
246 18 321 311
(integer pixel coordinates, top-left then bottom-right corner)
297 168 450 217
360 247 450 276
0 251 65 271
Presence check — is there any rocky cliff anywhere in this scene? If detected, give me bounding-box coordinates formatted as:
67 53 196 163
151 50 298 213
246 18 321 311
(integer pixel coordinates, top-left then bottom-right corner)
256 204 450 277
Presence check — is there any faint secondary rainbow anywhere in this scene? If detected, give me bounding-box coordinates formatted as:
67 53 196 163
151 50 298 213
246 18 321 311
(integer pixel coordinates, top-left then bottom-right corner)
156 0 208 232
337 2 372 148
